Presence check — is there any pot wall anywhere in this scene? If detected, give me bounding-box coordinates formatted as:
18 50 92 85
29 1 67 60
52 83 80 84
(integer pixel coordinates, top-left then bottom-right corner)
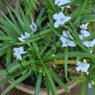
3 82 80 95
8 81 79 95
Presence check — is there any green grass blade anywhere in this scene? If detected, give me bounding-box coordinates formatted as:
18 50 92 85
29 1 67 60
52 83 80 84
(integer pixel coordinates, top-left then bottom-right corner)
50 70 70 93
44 67 58 95
0 70 8 77
81 77 89 95
35 73 42 95
1 73 30 95
64 48 68 80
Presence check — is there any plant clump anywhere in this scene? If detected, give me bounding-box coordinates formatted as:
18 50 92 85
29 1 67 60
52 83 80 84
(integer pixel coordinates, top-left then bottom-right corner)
0 0 95 95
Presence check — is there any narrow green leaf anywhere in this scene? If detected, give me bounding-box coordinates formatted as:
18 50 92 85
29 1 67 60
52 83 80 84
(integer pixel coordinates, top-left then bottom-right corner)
45 78 51 95
64 48 68 79
19 6 30 32
27 0 37 15
6 48 11 66
82 14 95 23
0 11 21 35
0 36 15 41
44 67 58 95
0 70 8 77
55 52 95 59
81 77 89 95
1 73 30 95
6 6 19 28
92 85 95 95
50 70 70 93
0 77 10 87
35 73 42 95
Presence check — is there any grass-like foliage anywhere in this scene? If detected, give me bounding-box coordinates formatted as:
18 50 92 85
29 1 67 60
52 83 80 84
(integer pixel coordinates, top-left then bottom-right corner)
0 0 95 95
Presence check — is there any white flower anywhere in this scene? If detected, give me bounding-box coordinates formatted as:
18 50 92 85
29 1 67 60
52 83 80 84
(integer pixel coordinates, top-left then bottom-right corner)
83 39 95 47
53 12 71 28
79 30 95 47
88 83 92 88
18 32 30 42
55 0 71 6
79 30 90 40
13 47 26 60
76 61 90 73
80 23 89 30
30 22 37 33
60 31 76 47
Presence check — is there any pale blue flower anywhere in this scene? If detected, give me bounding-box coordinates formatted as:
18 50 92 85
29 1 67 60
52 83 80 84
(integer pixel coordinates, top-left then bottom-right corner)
79 29 95 47
79 30 90 40
53 12 71 28
30 22 37 33
18 32 30 42
13 47 26 60
83 39 95 47
76 61 90 73
60 31 76 47
80 23 89 30
55 0 71 6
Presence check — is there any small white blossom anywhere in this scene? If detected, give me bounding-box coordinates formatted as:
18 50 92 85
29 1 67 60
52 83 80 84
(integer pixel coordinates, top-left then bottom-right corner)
80 23 89 30
88 83 92 88
53 12 71 28
55 0 71 6
18 32 30 42
55 0 60 5
83 40 95 48
60 31 76 47
76 61 90 73
13 47 26 60
30 22 37 33
79 30 95 47
79 30 90 40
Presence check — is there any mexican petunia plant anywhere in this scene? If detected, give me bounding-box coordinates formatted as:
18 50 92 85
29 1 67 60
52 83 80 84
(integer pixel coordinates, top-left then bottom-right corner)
0 0 95 95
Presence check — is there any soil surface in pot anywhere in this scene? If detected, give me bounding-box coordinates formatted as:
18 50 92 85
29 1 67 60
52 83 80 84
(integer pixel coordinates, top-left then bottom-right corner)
22 64 77 88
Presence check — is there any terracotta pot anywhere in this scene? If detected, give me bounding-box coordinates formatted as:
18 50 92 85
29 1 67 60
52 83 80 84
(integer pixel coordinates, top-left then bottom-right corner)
0 65 78 95
8 60 77 95
9 81 78 95
0 59 77 95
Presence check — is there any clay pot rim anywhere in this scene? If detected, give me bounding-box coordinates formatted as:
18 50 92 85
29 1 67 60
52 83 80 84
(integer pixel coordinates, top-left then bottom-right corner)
9 81 78 95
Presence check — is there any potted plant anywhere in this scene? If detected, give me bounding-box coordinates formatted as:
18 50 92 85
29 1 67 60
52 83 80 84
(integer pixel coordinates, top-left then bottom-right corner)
0 0 95 95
